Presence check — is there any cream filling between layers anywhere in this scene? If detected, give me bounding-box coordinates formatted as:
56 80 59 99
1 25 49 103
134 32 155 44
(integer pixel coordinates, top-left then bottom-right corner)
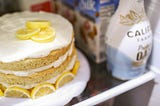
0 43 74 76
0 55 77 89
47 55 76 83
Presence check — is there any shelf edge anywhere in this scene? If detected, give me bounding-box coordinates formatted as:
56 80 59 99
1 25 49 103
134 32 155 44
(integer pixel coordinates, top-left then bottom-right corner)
73 71 155 106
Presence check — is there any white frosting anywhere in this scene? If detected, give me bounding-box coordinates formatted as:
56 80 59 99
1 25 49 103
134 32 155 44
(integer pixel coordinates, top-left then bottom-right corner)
0 55 77 89
0 42 74 76
0 11 73 62
52 42 73 68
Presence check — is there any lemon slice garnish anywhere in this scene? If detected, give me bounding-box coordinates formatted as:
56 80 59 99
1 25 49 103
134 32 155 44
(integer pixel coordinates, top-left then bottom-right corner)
16 20 56 43
0 84 6 92
16 28 40 40
26 20 51 29
4 86 30 98
31 27 55 43
72 60 80 75
55 72 74 89
0 89 4 96
31 83 55 99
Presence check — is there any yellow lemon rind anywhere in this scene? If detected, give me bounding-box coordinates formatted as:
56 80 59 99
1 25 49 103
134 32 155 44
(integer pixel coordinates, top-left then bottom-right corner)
55 72 74 89
72 60 80 75
26 20 51 29
31 83 55 99
4 86 30 98
16 28 40 40
0 89 4 96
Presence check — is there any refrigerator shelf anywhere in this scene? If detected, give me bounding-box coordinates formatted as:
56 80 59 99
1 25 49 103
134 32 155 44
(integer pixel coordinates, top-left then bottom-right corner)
73 71 155 106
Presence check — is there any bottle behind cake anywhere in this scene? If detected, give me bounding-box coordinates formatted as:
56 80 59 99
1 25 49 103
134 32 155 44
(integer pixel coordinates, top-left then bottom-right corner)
105 0 152 80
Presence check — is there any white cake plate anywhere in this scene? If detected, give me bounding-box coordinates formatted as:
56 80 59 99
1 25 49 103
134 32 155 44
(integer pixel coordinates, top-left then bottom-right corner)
0 50 90 106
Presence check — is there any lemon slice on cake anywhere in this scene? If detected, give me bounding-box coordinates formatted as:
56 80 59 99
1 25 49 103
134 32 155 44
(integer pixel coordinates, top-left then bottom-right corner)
0 84 6 92
16 28 40 40
72 60 80 75
26 20 51 29
16 20 56 43
31 83 55 99
55 72 74 89
4 86 30 98
31 27 55 43
0 89 4 96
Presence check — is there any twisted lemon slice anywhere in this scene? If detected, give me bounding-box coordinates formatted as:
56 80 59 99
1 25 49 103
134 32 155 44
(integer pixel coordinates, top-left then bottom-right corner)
31 83 55 99
0 89 3 96
0 84 6 92
55 72 74 89
26 20 51 29
16 28 40 40
72 60 80 75
4 86 30 98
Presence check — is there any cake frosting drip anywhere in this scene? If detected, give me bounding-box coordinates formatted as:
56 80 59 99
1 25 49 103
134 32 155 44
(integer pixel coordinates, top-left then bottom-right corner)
0 11 73 62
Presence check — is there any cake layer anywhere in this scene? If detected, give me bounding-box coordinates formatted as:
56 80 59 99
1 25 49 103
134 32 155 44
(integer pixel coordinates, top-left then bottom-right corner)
0 48 77 89
0 55 77 89
0 39 74 71
0 11 73 63
0 41 73 76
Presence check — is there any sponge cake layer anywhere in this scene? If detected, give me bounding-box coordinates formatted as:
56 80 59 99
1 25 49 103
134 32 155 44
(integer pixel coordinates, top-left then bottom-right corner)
0 39 74 71
0 48 76 89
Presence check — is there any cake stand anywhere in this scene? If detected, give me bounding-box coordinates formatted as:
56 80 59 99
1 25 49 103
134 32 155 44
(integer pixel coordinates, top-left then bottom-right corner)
0 50 90 106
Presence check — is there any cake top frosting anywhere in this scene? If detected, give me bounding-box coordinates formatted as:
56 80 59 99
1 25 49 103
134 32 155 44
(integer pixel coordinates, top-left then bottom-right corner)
0 11 73 62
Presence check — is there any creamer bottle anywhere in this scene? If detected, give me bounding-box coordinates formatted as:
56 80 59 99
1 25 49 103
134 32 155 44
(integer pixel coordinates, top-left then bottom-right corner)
105 0 152 80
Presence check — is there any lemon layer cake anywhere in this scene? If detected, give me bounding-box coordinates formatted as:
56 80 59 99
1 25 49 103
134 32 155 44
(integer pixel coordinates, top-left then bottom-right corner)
0 12 80 99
